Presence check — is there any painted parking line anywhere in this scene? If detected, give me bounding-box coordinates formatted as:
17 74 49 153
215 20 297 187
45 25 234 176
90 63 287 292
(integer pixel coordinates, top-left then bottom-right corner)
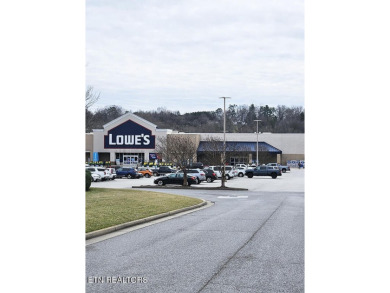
217 196 248 199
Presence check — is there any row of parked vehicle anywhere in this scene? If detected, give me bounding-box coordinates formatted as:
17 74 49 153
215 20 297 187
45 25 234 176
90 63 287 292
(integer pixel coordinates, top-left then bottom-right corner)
86 167 117 182
86 166 145 181
151 163 292 186
86 162 291 184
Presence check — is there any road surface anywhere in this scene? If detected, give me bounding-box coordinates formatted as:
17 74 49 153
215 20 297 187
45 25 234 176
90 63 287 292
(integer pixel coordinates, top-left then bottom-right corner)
86 169 304 292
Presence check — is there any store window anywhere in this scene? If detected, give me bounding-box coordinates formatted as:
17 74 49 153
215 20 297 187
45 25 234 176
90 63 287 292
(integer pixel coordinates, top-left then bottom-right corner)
230 157 248 165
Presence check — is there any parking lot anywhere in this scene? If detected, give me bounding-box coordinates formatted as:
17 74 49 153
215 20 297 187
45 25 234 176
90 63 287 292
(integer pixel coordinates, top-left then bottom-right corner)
91 168 304 192
87 167 305 292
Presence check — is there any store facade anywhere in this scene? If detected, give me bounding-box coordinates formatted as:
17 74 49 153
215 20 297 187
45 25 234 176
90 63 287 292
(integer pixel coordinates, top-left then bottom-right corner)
86 113 178 166
85 113 304 167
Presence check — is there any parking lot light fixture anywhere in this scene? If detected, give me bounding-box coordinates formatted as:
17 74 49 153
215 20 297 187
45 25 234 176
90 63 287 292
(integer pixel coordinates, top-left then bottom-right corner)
219 97 231 187
254 120 261 166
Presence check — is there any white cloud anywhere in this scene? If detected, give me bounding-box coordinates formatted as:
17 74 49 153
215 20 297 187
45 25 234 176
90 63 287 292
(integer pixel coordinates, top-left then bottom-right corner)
86 0 304 113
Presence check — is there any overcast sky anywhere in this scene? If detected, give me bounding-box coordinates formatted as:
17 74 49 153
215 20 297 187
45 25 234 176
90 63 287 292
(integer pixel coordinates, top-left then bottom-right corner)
86 0 304 113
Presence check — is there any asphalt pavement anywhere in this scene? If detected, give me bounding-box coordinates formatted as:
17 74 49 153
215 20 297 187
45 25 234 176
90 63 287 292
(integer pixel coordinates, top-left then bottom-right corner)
86 169 304 292
90 168 304 192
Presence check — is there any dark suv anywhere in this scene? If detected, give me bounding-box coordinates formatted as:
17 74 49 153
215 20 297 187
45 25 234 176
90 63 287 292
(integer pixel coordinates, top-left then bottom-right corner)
204 169 218 183
153 166 175 176
116 167 138 179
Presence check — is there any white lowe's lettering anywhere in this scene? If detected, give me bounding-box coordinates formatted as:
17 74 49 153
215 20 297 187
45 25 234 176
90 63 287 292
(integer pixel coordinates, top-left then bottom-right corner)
125 135 134 145
116 135 124 145
109 134 116 145
109 134 151 145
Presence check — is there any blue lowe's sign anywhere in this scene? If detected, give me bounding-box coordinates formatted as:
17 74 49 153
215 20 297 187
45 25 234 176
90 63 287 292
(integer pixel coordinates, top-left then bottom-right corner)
104 119 156 149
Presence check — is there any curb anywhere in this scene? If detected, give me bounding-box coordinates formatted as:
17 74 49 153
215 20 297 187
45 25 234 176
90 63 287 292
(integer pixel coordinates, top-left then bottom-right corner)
132 185 248 191
86 200 208 240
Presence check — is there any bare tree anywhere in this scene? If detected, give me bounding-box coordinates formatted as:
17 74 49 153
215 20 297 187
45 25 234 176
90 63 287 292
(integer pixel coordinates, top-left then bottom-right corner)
197 136 231 188
155 134 199 186
85 86 100 110
85 86 101 132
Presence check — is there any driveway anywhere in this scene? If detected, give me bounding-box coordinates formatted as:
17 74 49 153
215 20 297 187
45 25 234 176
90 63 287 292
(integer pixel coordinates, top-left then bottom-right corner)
86 169 304 292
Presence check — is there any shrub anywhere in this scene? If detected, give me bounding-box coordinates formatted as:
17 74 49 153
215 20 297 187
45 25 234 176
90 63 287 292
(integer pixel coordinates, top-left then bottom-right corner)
86 170 92 191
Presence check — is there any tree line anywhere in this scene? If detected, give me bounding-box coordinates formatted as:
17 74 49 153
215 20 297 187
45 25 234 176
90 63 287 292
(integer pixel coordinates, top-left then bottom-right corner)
85 88 304 133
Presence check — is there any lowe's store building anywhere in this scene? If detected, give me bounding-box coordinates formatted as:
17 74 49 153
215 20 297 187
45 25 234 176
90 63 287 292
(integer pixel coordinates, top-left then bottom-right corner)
85 112 304 167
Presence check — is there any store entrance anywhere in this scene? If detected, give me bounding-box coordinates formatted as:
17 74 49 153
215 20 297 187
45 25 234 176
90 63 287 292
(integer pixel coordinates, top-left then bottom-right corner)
123 155 139 166
116 153 145 167
230 156 248 166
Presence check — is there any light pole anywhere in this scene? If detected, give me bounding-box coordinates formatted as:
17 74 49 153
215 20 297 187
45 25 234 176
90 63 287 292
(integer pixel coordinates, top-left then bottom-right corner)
254 120 261 166
219 97 230 187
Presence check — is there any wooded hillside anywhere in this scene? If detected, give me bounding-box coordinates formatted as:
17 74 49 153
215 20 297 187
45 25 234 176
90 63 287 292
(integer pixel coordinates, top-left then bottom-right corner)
86 104 304 133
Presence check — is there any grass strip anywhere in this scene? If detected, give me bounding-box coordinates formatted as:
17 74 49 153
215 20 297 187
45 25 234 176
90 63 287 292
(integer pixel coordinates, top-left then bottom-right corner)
86 188 202 233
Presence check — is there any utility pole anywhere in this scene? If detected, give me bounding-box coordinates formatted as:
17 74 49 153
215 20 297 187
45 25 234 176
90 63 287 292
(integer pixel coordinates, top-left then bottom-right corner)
219 97 230 187
254 120 261 166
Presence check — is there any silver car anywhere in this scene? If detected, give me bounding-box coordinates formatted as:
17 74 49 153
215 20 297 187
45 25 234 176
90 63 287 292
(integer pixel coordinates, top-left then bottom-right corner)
176 169 206 184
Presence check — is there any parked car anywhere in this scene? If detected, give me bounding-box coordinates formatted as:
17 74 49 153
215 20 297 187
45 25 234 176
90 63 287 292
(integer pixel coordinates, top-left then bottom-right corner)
204 166 222 179
235 164 248 169
105 168 117 180
153 173 197 186
229 166 239 177
153 166 175 176
91 173 101 182
185 162 204 169
245 165 282 179
86 167 110 181
206 166 236 180
137 167 153 178
204 169 218 183
236 167 246 177
266 163 290 173
116 167 138 179
176 169 206 184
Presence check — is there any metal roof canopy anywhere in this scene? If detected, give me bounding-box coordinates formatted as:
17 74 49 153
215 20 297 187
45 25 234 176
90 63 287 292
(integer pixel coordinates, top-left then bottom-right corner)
197 141 282 154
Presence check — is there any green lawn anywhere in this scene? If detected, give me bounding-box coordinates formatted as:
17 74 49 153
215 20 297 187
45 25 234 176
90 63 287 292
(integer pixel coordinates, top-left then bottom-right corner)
86 188 203 233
